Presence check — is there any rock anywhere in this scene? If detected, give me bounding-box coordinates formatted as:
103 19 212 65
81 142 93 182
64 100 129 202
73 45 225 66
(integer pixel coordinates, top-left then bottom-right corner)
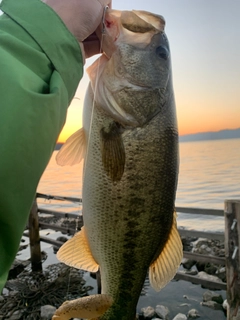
204 264 217 275
179 303 191 307
191 238 208 249
203 290 223 304
217 248 226 257
201 301 223 311
195 262 205 272
140 306 156 319
8 259 31 280
181 237 198 252
0 296 4 302
172 313 187 320
155 305 170 319
2 288 9 295
185 270 198 276
41 305 57 320
198 271 223 283
216 267 226 282
182 258 196 270
187 309 200 318
7 310 23 320
53 236 68 253
61 217 83 233
222 299 229 311
57 236 68 243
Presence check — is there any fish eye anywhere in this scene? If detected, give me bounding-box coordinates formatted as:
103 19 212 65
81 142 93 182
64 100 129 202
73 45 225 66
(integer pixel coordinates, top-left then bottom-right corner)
156 45 169 60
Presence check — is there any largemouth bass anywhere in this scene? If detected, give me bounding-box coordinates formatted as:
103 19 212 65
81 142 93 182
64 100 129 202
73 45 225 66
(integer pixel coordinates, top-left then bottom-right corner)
53 9 182 320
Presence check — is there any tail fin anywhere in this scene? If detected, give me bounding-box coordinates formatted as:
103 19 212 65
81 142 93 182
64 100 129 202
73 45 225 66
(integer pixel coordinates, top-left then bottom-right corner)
52 294 113 320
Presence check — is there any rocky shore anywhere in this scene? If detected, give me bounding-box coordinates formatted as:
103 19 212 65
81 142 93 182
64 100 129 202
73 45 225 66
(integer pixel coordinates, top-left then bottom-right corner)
0 216 228 320
180 236 226 283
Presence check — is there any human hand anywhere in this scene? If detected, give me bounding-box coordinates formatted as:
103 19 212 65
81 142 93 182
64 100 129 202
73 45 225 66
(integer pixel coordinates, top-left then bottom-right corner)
44 0 112 59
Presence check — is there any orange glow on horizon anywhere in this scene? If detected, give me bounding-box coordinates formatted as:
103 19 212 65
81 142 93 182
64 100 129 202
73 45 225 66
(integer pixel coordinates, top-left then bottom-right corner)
57 98 83 143
57 99 240 143
58 113 239 143
57 71 240 143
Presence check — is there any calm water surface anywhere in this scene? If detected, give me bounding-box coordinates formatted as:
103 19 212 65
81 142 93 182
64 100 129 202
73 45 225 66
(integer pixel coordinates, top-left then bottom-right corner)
37 138 240 232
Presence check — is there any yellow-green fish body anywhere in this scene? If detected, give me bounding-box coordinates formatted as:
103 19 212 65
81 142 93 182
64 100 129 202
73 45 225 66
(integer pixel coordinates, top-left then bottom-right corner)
55 9 182 320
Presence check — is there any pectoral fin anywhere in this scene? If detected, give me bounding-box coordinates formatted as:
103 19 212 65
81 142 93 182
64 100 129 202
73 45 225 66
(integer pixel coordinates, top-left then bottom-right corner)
56 128 86 166
57 227 99 272
149 211 183 291
52 294 113 320
100 122 125 182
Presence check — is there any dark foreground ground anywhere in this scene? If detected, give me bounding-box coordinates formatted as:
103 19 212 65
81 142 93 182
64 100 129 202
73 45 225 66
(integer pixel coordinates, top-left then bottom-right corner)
0 216 227 320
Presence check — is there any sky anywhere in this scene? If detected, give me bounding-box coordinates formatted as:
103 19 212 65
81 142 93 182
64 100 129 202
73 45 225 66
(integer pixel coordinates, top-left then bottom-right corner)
59 0 240 142
3 1 238 142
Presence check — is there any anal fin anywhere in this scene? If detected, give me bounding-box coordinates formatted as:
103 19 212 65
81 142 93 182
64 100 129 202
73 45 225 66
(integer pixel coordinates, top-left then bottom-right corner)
149 211 183 291
56 127 86 166
57 227 99 272
52 294 113 320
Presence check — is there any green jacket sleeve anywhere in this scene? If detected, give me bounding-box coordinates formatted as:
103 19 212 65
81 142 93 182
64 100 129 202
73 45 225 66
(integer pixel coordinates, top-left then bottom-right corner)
0 0 83 292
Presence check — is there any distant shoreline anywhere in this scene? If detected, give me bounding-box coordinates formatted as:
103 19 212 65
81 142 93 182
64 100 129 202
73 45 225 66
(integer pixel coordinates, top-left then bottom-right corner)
179 128 240 143
55 128 240 149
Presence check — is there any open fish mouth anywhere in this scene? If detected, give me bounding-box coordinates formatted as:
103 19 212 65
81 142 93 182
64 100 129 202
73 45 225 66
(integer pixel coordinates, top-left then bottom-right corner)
98 9 166 57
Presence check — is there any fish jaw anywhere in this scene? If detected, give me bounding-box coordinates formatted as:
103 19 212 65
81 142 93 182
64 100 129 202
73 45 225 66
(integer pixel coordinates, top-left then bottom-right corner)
101 9 165 57
88 9 172 128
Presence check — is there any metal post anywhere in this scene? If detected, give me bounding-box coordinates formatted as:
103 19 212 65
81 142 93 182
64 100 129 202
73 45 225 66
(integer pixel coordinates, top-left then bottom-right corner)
225 200 240 320
28 197 42 272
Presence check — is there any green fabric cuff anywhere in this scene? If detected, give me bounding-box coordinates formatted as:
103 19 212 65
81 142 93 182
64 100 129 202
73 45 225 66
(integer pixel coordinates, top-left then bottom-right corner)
0 0 83 102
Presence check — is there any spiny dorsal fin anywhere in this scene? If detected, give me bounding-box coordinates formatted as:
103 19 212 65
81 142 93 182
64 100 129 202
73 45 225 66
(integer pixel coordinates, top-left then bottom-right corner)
149 211 183 291
56 128 86 166
52 294 113 320
100 122 125 182
57 227 99 272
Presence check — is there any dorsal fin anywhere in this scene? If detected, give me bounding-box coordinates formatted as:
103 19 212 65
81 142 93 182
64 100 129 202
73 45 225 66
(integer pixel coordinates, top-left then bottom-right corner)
57 227 99 272
149 211 183 291
56 128 86 166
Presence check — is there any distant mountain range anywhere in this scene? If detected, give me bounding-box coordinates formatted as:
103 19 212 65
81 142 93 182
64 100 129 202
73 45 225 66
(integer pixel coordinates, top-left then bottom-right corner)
179 128 240 142
55 128 240 149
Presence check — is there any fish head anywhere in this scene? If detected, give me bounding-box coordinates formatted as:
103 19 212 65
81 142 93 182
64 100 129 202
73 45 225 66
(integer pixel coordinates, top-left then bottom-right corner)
88 9 174 127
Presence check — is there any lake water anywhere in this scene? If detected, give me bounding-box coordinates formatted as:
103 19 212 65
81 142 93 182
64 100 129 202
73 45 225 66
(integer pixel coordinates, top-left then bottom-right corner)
18 138 240 319
37 138 240 233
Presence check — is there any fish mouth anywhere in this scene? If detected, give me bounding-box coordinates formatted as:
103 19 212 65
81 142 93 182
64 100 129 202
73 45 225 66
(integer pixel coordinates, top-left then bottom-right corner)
96 9 166 58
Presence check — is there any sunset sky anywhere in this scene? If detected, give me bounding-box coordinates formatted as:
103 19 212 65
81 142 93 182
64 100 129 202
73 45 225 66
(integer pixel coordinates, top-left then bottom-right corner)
57 0 240 143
